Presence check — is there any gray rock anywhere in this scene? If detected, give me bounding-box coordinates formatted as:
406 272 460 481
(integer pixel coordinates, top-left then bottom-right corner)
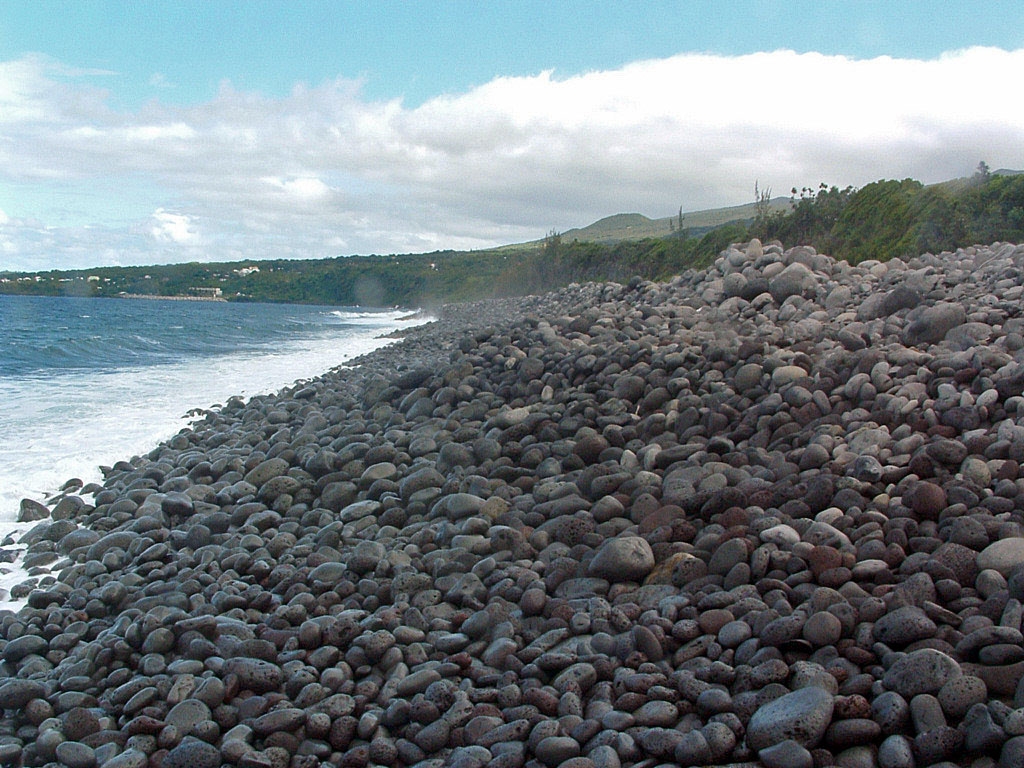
759 739 814 768
877 735 914 768
587 536 655 582
883 649 962 698
98 749 147 768
1004 736 1024 768
770 262 815 304
735 363 763 392
963 703 1006 754
873 606 937 646
165 699 211 733
708 537 748 576
746 685 834 750
243 457 289 487
162 739 221 768
223 658 282 693
978 538 1024 576
309 561 348 585
535 736 580 766
3 634 48 662
904 302 966 345
55 741 95 768
18 498 49 522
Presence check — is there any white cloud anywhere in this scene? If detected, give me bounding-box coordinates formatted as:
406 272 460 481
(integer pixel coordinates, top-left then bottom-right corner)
148 72 174 89
263 175 331 201
0 47 1023 270
0 208 8 226
151 209 199 244
126 123 195 141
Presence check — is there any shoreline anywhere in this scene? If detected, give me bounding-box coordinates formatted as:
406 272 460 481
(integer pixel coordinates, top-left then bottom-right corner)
119 293 228 302
5 243 1024 766
0 305 434 611
0 291 419 311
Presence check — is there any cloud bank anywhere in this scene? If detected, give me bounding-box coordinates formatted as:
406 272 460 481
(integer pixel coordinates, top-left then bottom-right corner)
1 47 1023 270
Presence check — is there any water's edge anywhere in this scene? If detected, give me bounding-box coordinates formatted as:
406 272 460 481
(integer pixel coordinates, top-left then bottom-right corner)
0 301 432 610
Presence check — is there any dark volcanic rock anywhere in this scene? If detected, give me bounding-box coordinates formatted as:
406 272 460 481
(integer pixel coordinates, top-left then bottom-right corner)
5 239 1024 767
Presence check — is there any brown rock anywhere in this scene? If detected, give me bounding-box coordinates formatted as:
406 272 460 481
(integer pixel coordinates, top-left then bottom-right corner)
905 481 946 519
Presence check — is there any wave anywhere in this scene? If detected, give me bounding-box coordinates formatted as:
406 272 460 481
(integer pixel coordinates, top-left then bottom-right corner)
0 298 430 527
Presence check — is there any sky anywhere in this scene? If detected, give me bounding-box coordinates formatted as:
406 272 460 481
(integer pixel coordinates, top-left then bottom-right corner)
1 1 1023 271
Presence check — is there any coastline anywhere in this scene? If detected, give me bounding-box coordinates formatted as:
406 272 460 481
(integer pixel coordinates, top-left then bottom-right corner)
5 243 1024 766
0 302 433 611
119 293 228 302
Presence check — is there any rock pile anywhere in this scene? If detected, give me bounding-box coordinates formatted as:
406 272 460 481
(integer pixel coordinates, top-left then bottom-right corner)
4 239 1024 768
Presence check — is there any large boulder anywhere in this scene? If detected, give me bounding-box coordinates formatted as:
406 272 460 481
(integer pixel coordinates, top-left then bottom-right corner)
883 649 961 698
857 286 920 320
747 686 834 750
904 302 966 345
588 536 655 582
769 263 815 304
978 538 1024 576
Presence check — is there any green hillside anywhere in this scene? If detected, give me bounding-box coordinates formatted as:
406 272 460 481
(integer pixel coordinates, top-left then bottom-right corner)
3 169 1023 308
524 197 793 245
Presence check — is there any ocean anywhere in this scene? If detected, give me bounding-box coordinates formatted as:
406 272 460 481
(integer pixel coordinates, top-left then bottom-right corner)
0 294 420 604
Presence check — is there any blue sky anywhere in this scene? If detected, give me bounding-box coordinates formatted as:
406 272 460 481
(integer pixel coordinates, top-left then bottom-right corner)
1 1 1023 270
5 1 1024 107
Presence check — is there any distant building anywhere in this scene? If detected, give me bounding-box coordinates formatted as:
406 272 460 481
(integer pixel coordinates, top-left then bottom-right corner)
234 265 260 276
87 275 100 282
190 286 223 298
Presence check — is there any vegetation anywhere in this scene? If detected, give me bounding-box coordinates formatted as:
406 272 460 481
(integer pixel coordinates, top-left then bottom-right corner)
3 169 1024 307
0 226 741 308
750 169 1024 263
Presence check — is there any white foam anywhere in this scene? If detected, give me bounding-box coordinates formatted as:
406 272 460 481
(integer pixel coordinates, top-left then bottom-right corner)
0 308 427 610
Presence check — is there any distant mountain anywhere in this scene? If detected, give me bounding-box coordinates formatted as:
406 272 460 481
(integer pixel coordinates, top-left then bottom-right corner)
529 169 1024 247
578 198 792 241
507 197 793 248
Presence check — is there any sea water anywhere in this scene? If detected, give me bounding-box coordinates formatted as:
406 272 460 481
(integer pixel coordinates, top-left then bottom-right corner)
0 294 422 606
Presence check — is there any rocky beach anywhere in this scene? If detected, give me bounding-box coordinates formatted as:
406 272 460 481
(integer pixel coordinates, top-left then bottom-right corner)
5 238 1024 768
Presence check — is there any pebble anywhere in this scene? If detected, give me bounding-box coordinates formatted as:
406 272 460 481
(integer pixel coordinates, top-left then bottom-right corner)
55 741 96 768
746 686 835 750
587 536 655 582
878 734 915 768
759 739 814 768
883 649 962 698
5 240 1024 767
873 605 937 646
978 538 1024 576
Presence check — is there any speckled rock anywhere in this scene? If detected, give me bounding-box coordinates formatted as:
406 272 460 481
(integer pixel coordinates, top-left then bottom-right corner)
747 686 835 750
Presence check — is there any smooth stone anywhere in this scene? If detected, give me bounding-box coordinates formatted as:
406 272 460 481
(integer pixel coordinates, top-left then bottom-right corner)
803 612 842 647
758 739 813 768
162 739 221 768
873 606 936 646
904 302 966 345
0 679 47 708
587 536 655 582
55 741 96 768
883 649 962 698
877 734 914 768
937 675 987 719
165 699 211 733
3 634 49 662
772 366 810 387
746 685 835 750
535 736 580 766
978 538 1024 576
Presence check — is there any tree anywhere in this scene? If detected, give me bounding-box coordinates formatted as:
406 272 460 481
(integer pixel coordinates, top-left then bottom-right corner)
973 160 992 187
542 229 562 257
671 206 688 239
754 181 772 224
